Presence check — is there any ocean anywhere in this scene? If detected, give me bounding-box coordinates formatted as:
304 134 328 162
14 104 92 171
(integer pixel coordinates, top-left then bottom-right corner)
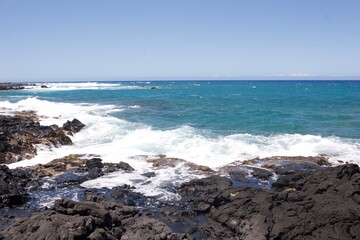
1 80 360 201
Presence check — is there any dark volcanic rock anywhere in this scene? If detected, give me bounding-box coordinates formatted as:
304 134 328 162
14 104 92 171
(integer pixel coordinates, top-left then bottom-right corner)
85 157 104 169
0 165 31 208
62 118 86 134
117 161 135 172
0 114 80 164
1 164 359 239
142 171 156 178
0 83 28 91
0 199 138 240
178 164 360 240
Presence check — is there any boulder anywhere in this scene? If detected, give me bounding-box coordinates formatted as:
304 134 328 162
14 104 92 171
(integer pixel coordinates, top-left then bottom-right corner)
62 118 86 133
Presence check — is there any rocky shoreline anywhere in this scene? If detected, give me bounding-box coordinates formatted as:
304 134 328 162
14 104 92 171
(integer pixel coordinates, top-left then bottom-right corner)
0 83 37 91
0 113 359 239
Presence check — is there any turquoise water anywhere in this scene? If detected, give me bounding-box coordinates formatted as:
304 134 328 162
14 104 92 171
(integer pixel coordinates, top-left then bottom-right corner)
3 80 360 199
2 80 360 139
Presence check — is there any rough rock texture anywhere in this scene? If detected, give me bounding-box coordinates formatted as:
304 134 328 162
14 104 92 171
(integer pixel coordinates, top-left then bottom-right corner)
0 164 359 239
62 118 86 134
0 114 86 164
179 164 360 240
0 199 138 240
146 155 214 175
0 165 31 208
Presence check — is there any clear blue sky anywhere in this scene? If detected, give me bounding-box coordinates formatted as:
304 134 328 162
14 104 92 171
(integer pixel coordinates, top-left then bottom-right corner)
1 0 359 81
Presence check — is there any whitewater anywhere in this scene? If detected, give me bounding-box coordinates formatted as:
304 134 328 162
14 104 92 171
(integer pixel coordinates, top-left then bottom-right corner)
1 81 360 200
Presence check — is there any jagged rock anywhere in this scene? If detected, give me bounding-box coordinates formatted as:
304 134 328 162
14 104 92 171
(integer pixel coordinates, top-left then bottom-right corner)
85 157 104 169
28 154 86 177
0 165 31 208
62 118 85 133
117 162 135 172
0 199 138 240
178 164 360 240
87 167 104 180
1 164 359 239
0 114 79 164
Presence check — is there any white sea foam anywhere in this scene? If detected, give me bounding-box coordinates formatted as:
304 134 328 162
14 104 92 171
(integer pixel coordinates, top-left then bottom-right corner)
25 82 143 91
3 98 360 200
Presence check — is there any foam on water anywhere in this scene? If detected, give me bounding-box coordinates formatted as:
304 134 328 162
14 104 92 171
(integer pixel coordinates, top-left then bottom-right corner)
25 82 143 91
3 97 360 200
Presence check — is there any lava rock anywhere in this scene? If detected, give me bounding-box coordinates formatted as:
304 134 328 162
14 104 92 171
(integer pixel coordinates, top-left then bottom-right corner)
142 172 156 178
62 118 86 133
0 165 31 208
0 114 78 164
85 157 104 169
117 161 135 172
178 164 360 240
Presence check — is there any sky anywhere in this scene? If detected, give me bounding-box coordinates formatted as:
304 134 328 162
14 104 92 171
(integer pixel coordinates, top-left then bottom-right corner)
0 0 360 81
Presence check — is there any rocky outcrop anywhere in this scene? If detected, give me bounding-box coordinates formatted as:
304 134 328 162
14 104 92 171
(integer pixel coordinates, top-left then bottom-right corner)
0 114 85 164
1 162 359 239
146 155 214 175
178 164 360 240
0 199 138 240
0 165 32 208
0 83 31 91
62 118 86 134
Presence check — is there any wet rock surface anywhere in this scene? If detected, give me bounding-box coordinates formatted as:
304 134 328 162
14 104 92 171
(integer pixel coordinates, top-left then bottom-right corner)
0 160 359 239
0 165 32 208
62 118 86 134
0 114 85 164
179 164 360 240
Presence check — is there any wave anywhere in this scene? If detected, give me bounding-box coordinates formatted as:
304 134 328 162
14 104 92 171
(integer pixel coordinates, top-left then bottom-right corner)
25 82 143 91
3 97 360 199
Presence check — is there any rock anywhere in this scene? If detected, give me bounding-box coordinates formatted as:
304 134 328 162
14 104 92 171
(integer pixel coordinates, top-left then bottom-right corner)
178 164 360 239
0 114 78 164
62 118 85 133
87 167 104 180
0 83 28 91
40 85 48 88
0 165 31 208
28 154 86 177
54 172 87 185
243 156 331 166
85 157 104 169
142 172 156 178
0 156 359 240
251 167 273 181
0 199 138 240
117 161 135 172
229 171 249 183
147 156 186 168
